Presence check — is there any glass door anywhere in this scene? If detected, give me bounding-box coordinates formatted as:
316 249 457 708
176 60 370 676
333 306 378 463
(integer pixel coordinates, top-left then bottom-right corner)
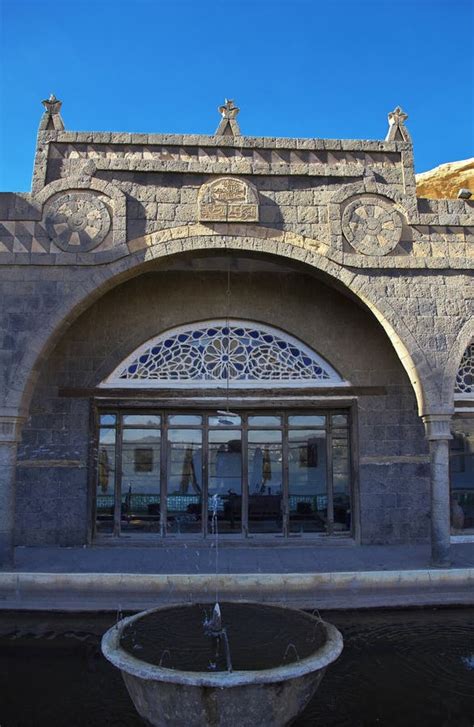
95 408 352 539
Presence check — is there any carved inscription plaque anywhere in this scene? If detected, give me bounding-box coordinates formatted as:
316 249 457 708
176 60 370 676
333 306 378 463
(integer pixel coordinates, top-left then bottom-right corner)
198 177 259 222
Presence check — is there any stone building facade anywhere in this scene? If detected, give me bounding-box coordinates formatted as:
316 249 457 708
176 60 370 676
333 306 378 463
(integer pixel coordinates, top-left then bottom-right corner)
0 98 472 568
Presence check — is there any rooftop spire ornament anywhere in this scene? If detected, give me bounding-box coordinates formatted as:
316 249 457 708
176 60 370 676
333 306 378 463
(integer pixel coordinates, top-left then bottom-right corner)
39 93 65 131
215 99 241 136
385 105 411 143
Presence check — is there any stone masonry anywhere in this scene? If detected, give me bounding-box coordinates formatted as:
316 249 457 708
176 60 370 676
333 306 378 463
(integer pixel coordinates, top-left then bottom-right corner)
0 98 472 567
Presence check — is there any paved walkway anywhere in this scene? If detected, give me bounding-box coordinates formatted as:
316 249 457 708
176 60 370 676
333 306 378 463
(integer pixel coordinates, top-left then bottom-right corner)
2 543 472 612
12 541 474 574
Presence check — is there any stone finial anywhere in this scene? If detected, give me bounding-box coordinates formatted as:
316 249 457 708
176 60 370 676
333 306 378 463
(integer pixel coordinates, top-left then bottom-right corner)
385 105 411 143
219 99 240 119
215 99 241 136
39 93 65 131
42 93 62 114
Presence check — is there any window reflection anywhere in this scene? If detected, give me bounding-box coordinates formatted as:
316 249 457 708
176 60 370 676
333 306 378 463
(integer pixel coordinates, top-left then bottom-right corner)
450 416 474 534
248 430 282 534
209 429 242 533
96 427 116 533
121 428 161 533
288 429 327 533
95 410 352 539
166 429 203 534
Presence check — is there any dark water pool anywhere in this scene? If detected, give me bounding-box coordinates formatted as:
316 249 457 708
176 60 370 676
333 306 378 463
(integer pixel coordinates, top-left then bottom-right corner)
0 607 473 727
121 603 326 671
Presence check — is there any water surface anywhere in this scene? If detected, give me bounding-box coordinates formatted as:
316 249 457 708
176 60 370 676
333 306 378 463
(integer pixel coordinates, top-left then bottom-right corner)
0 607 473 726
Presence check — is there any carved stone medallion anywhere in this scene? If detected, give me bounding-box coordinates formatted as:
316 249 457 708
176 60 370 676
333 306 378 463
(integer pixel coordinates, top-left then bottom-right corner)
198 177 259 222
342 195 402 256
45 192 111 252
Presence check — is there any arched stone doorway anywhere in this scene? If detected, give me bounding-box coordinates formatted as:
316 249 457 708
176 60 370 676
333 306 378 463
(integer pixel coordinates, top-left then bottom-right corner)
8 248 434 557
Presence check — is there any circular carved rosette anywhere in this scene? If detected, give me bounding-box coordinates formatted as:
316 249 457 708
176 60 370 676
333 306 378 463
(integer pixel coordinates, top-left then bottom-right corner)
342 195 402 256
45 192 111 252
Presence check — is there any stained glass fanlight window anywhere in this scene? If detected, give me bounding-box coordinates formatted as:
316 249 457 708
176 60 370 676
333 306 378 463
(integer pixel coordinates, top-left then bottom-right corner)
455 342 474 395
101 320 347 389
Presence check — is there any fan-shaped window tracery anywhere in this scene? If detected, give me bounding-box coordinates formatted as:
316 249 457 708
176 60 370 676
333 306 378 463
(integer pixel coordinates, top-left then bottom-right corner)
455 342 474 395
101 320 346 389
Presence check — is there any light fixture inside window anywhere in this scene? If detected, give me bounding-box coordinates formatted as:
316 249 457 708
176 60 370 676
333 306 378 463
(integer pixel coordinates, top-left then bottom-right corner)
216 409 240 425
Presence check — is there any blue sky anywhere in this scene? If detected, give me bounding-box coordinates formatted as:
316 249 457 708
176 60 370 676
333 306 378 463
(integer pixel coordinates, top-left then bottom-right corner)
0 0 472 191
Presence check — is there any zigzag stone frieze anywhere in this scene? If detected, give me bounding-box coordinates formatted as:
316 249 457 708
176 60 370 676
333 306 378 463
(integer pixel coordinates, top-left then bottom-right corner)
49 142 401 168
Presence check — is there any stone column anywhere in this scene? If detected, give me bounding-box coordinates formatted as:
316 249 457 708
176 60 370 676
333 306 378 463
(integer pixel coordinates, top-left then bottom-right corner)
0 415 24 569
422 414 453 567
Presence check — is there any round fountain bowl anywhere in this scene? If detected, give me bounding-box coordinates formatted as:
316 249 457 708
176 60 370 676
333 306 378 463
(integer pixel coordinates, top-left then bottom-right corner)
102 602 343 727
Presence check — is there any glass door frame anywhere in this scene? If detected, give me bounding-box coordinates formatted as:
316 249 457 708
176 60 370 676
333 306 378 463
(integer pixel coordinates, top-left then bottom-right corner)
91 402 357 541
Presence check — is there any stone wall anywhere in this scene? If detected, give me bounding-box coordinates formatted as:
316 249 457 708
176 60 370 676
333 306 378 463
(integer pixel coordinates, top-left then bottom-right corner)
0 102 472 557
14 269 428 546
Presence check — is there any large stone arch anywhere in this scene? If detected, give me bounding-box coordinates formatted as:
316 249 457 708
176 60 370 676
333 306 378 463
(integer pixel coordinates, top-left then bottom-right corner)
2 233 435 419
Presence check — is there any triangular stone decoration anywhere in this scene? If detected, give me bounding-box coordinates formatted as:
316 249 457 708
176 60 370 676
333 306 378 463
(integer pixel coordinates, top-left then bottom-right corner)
39 94 65 131
215 99 241 136
385 106 412 143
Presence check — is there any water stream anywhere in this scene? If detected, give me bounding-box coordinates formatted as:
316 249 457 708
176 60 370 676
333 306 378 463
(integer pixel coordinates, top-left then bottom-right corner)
202 493 233 672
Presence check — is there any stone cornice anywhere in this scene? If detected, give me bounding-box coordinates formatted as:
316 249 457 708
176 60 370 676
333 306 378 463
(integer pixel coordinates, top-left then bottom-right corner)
37 130 413 152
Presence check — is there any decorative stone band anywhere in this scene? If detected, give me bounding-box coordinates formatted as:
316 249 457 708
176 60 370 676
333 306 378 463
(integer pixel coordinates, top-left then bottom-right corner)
0 416 26 443
421 414 453 441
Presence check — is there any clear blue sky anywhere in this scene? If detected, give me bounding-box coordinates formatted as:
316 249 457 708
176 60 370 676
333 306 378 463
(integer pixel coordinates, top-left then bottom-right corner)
0 0 472 191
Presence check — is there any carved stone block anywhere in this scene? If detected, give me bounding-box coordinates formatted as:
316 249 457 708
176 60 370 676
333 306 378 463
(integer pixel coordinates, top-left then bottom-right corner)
198 177 259 222
341 194 403 256
44 192 111 252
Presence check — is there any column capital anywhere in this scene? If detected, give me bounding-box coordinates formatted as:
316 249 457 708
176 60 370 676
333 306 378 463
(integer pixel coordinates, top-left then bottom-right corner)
0 416 26 443
422 414 453 441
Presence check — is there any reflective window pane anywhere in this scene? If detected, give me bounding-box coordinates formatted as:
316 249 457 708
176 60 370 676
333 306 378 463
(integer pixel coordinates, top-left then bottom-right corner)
450 416 474 534
123 414 161 426
248 430 282 534
95 408 352 540
167 414 202 426
209 430 242 533
288 429 327 533
121 428 161 533
96 428 116 533
332 428 351 532
167 429 203 534
248 415 282 426
288 415 326 427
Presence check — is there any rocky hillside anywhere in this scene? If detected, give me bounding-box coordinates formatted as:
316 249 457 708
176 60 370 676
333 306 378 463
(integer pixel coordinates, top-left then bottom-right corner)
416 158 474 199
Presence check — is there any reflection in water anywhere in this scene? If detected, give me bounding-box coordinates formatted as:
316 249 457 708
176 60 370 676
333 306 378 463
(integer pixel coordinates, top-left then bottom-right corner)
0 608 473 726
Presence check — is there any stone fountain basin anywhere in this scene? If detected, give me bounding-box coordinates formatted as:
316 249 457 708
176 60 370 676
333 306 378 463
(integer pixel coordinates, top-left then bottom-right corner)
102 602 343 727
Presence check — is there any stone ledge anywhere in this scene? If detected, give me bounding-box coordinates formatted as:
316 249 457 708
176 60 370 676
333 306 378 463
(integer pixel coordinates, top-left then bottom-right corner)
0 569 472 611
